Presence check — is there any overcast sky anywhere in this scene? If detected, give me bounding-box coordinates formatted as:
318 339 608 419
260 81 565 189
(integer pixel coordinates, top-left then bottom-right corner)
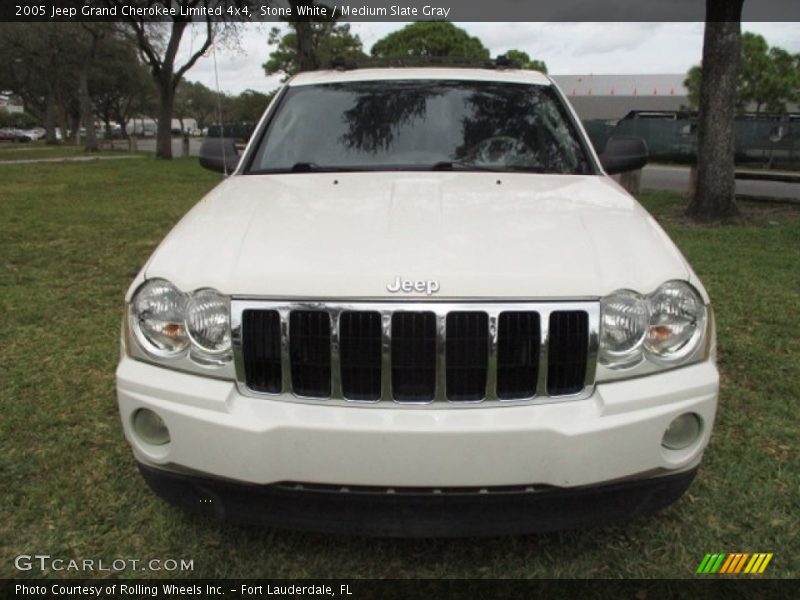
177 22 800 95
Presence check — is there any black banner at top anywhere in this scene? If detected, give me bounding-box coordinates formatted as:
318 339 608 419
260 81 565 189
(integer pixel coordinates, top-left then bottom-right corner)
2 0 800 23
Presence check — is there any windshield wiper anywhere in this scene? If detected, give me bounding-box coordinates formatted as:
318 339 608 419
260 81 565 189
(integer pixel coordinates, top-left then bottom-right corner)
429 161 547 173
290 162 322 172
288 162 358 173
430 160 485 171
251 162 551 175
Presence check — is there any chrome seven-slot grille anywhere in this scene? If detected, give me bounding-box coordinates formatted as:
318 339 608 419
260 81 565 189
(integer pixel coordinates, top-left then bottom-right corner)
232 300 599 406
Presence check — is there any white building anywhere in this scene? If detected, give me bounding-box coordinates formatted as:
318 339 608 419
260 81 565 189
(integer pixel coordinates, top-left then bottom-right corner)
551 74 690 120
0 93 24 114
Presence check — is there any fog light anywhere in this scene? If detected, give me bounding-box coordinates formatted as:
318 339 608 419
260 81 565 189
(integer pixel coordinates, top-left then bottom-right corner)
662 413 701 450
133 409 170 446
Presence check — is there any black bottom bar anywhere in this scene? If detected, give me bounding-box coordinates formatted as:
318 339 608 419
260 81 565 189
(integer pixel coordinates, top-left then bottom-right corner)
138 464 697 538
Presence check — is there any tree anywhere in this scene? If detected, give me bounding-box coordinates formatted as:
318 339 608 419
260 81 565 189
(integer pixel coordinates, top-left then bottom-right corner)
684 32 799 115
264 21 365 80
760 47 800 114
228 89 275 123
683 65 702 110
92 44 157 139
0 108 37 129
686 0 744 222
76 24 117 152
117 17 212 158
737 32 773 114
286 0 321 73
0 24 74 144
370 22 490 60
116 3 249 159
504 49 547 73
174 80 218 132
793 53 800 103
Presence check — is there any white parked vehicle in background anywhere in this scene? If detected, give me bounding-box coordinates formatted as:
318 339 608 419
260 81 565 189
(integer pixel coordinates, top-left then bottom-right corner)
0 127 33 142
116 64 718 535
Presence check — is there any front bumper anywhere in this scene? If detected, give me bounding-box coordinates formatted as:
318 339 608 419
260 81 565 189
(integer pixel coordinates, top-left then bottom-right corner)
116 356 718 531
138 462 698 536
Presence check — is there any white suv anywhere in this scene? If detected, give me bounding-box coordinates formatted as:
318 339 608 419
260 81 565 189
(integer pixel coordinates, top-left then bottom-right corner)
116 66 718 535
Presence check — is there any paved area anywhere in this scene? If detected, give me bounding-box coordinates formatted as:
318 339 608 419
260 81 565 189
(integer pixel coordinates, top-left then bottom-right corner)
135 138 203 157
0 154 144 165
642 165 800 202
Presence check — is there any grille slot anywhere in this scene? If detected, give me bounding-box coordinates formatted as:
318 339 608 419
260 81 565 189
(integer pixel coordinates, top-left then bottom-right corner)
446 312 489 401
496 312 540 399
236 301 596 405
241 309 282 394
340 311 382 401
547 311 589 396
289 310 331 398
391 312 437 402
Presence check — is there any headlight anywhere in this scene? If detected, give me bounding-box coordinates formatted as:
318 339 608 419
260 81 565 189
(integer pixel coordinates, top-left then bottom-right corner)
127 279 233 377
186 289 231 357
599 290 648 367
129 279 189 357
598 280 709 380
645 280 706 362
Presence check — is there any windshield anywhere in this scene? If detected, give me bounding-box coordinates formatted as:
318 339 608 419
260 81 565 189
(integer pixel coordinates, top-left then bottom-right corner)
246 79 594 175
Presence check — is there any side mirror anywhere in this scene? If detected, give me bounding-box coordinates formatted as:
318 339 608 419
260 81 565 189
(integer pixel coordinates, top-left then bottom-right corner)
600 136 648 175
199 137 239 174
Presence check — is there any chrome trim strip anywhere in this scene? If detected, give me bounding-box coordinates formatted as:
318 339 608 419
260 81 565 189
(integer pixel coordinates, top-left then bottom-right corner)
536 309 550 398
485 310 500 401
434 312 447 402
330 309 342 400
279 308 293 396
584 304 601 388
381 310 393 403
231 299 599 409
230 309 247 384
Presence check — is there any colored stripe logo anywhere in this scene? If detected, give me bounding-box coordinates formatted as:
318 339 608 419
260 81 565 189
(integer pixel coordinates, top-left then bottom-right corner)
696 553 773 574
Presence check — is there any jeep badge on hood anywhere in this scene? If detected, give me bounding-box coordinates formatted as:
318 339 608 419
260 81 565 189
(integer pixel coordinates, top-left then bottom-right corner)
387 276 440 295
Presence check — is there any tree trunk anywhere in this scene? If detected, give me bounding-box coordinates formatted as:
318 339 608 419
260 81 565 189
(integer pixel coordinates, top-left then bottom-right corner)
69 110 81 145
79 68 99 152
686 1 743 222
288 2 318 71
117 117 128 138
60 110 70 146
155 75 174 159
44 91 58 145
688 165 698 198
294 21 318 71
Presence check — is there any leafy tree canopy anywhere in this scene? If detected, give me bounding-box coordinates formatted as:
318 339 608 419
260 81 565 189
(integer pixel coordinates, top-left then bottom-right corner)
227 88 275 123
370 22 489 60
0 108 37 128
504 49 547 73
685 32 800 114
263 22 365 80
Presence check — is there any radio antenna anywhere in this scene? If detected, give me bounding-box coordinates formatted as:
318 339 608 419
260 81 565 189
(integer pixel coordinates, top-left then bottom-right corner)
211 32 228 176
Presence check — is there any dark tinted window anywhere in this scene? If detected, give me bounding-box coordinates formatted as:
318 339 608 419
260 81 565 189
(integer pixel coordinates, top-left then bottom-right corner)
247 79 593 174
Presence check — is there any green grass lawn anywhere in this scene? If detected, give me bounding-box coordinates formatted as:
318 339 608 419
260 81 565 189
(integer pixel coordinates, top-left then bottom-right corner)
1 159 798 579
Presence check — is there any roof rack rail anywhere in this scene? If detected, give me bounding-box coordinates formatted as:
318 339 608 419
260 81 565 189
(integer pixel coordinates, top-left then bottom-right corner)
325 55 522 71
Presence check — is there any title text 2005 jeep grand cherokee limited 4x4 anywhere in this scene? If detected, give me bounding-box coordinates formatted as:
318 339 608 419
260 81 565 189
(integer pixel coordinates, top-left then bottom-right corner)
116 66 718 536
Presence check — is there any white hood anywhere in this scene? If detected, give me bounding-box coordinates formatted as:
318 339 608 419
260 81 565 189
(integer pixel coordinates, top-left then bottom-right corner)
142 172 690 299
